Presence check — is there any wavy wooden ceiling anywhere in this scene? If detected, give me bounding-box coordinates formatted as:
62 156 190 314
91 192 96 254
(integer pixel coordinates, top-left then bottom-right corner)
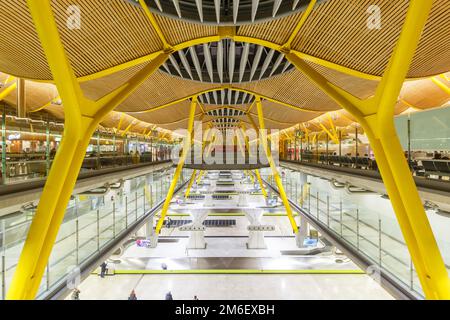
0 0 448 80
0 0 448 134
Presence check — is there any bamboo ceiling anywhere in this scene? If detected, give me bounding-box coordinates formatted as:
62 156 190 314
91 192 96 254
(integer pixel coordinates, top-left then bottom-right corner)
0 0 448 136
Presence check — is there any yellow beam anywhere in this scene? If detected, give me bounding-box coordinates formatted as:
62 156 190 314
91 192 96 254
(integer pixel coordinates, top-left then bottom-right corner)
286 0 450 299
196 170 205 184
326 113 339 139
317 121 339 144
256 97 298 234
254 170 268 198
440 74 449 82
283 0 317 50
127 87 320 114
246 113 259 132
138 0 172 51
7 0 168 300
155 97 197 234
121 120 136 137
247 170 255 184
4 76 16 85
117 113 125 131
198 101 206 114
0 82 17 101
16 33 438 84
29 95 60 113
77 51 164 82
145 128 153 138
431 77 450 95
184 170 197 198
245 100 256 114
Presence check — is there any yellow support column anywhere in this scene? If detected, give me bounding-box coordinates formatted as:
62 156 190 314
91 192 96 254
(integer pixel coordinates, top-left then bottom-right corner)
196 170 205 184
241 121 268 198
7 0 168 300
0 81 17 101
155 97 197 234
286 0 450 299
185 170 198 198
254 170 268 198
255 98 298 234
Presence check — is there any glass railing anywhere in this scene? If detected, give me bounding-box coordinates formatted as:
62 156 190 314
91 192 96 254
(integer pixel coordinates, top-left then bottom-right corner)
0 167 191 299
0 113 175 185
282 106 450 181
2 153 174 185
260 167 450 299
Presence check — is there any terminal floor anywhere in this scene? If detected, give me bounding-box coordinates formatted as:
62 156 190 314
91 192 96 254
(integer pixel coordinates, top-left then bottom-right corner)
123 237 304 259
73 273 393 300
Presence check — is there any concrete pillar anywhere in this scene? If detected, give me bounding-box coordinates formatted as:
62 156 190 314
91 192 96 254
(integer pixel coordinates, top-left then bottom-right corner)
296 172 309 247
245 209 273 249
296 214 310 247
183 210 209 249
145 216 155 238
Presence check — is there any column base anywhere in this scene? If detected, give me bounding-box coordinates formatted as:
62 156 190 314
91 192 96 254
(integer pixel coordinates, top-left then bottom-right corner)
148 234 159 248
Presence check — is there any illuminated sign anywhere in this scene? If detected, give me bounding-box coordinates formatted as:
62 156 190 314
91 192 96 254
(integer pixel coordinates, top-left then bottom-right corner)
8 133 21 140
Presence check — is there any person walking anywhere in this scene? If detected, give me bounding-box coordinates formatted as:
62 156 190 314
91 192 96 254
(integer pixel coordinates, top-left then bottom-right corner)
165 291 173 300
71 288 80 300
128 290 138 300
100 262 108 278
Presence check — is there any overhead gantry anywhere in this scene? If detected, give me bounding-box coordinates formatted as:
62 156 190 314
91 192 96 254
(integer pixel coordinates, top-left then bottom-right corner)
7 0 450 300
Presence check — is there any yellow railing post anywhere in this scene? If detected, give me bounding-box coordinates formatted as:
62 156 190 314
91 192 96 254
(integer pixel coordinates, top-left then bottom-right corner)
7 0 168 300
286 0 450 299
155 97 197 234
255 97 298 234
185 169 198 198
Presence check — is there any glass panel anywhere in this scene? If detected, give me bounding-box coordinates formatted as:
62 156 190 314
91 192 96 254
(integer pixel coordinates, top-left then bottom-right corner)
280 167 433 298
0 166 179 299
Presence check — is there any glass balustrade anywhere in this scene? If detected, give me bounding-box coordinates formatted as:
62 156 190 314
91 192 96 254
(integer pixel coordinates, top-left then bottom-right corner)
0 167 192 299
260 167 450 299
0 109 176 185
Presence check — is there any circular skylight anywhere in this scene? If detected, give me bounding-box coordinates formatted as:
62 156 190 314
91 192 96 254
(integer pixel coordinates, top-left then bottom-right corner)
161 40 294 84
129 0 323 25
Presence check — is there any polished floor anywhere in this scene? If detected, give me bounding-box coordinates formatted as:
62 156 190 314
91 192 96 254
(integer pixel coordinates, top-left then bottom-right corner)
67 171 395 300
74 273 393 300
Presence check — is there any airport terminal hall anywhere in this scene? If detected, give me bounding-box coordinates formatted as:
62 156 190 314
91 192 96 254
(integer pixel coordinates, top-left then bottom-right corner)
0 0 450 307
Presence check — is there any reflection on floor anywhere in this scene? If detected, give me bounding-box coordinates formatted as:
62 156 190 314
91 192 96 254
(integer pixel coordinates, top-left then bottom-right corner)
73 171 394 300
75 274 393 300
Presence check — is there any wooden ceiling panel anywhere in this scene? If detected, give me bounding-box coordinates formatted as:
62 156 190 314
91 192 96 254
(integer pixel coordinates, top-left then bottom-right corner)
116 71 216 113
236 69 341 112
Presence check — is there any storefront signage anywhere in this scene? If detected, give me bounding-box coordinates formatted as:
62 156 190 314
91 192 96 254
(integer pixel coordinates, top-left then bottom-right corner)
8 133 21 140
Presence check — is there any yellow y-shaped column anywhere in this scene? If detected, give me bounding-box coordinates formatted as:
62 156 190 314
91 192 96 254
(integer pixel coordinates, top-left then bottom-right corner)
286 0 449 299
0 81 17 101
254 98 298 234
7 0 168 300
196 170 205 184
185 170 198 198
254 170 268 198
240 125 267 197
155 97 197 234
